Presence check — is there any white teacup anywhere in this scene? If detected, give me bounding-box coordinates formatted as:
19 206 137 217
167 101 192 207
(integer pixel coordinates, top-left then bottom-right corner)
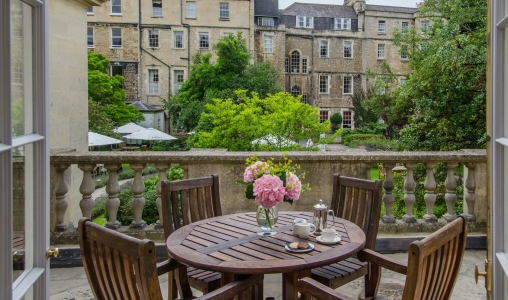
321 228 340 242
296 223 316 239
293 218 306 236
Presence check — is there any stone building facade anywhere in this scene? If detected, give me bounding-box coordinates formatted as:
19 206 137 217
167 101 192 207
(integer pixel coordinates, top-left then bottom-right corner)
88 0 422 130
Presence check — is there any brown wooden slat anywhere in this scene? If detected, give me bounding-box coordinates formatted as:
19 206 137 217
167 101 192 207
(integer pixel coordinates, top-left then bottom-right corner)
181 190 191 225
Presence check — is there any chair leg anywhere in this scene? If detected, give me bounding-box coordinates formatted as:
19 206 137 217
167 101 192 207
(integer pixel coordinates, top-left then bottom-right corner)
168 272 178 300
175 265 193 299
253 280 263 300
364 263 381 298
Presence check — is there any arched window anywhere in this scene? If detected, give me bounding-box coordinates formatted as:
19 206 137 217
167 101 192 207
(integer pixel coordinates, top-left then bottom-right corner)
291 86 300 97
291 51 300 73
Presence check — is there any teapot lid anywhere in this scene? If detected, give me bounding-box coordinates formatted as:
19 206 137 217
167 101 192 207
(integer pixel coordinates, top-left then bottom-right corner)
314 199 327 210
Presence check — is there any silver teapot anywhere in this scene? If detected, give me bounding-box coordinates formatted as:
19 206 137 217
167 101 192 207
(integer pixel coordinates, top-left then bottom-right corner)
313 199 335 235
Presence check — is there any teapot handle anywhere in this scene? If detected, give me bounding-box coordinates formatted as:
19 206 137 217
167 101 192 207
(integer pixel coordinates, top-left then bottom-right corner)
327 209 335 229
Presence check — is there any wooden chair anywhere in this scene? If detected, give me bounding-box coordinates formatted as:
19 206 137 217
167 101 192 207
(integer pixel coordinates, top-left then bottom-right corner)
78 218 263 300
299 215 468 300
161 175 225 297
311 174 383 297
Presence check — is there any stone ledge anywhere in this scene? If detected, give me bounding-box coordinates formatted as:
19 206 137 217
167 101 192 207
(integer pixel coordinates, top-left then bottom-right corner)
378 220 486 235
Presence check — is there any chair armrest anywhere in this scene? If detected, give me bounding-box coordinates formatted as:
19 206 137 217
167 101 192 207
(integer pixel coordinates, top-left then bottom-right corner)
199 274 264 300
298 278 356 300
156 259 183 276
358 249 408 275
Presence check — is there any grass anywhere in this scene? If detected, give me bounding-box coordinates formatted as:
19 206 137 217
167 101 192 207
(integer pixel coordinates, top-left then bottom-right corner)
370 167 380 180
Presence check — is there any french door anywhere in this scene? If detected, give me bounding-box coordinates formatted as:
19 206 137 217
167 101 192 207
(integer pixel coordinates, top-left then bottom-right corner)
491 0 508 298
0 0 50 299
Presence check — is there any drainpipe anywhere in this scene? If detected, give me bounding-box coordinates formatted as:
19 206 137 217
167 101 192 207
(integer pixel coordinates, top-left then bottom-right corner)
311 31 315 107
181 0 191 74
137 0 142 100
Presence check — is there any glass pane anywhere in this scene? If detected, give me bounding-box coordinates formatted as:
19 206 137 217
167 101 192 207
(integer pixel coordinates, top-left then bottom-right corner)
11 0 33 138
12 144 34 287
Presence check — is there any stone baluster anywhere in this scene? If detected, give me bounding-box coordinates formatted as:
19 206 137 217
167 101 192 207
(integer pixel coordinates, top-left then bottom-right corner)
104 164 121 229
130 163 147 229
402 163 417 223
423 162 438 223
382 162 396 223
78 164 96 219
54 164 70 231
154 163 169 230
444 163 458 222
464 163 477 221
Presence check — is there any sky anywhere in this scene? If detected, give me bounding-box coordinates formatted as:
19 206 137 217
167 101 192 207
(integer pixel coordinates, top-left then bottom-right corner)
279 0 418 9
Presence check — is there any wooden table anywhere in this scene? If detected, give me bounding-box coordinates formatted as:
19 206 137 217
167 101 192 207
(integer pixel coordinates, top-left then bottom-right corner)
166 212 366 299
120 146 140 151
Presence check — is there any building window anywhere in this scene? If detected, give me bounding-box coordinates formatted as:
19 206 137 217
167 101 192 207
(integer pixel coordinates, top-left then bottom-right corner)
111 0 121 14
87 6 93 14
291 51 300 73
148 69 159 94
302 58 308 74
343 76 353 94
400 78 407 85
87 27 94 48
111 65 123 77
291 86 300 97
335 18 351 30
319 110 329 123
344 41 352 58
342 111 352 128
319 75 329 94
199 32 209 49
421 20 430 32
401 49 408 60
259 17 275 26
149 30 159 48
111 28 122 48
320 40 328 58
12 61 22 85
377 44 385 59
264 35 273 53
378 21 385 33
285 57 289 73
174 31 184 48
402 22 409 34
219 3 229 19
223 32 233 37
296 16 313 28
301 94 308 104
152 0 162 16
186 1 196 18
174 70 184 94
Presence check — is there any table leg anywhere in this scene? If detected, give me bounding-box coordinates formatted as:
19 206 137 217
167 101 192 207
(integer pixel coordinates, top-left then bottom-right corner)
283 269 312 300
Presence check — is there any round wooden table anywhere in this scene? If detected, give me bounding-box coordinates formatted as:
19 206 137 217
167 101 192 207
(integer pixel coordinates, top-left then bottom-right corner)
166 212 366 300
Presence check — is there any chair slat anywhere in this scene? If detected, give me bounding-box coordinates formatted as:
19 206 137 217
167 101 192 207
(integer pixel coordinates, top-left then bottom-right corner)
197 187 206 220
204 186 214 219
181 190 191 225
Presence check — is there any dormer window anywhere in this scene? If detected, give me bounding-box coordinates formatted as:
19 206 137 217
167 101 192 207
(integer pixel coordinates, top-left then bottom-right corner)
335 18 351 30
296 16 313 28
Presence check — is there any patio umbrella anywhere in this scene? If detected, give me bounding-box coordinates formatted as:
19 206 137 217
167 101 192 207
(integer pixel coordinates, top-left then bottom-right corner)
114 122 145 134
123 127 176 145
88 132 122 147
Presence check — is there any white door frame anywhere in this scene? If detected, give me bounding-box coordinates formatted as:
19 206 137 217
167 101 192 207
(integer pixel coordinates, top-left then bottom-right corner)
491 0 508 298
0 0 50 299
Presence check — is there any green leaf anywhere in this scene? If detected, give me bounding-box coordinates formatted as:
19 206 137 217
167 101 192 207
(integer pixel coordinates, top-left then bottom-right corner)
245 182 255 199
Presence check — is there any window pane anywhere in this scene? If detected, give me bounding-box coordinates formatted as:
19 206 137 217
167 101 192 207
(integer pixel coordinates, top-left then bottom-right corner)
343 111 352 128
111 0 121 14
186 1 196 18
149 30 158 48
87 6 93 13
291 51 299 73
148 69 159 94
220 3 229 19
87 27 93 47
301 94 307 104
319 110 328 123
112 28 122 47
264 36 273 53
152 0 162 16
11 0 33 138
302 58 307 73
174 70 184 94
319 75 329 94
291 86 300 97
199 32 209 49
174 31 183 48
320 40 328 57
378 21 385 33
344 41 352 58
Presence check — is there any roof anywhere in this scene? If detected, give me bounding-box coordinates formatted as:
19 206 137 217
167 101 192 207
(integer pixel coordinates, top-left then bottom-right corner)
281 3 358 19
366 5 418 14
129 101 164 112
254 0 279 16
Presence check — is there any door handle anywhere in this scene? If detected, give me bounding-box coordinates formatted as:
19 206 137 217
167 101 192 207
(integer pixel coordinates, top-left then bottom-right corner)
475 259 491 292
46 247 60 259
13 251 23 262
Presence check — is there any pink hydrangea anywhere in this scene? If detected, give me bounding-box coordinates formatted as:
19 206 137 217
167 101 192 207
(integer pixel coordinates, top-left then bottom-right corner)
253 174 286 208
285 173 302 201
243 161 270 182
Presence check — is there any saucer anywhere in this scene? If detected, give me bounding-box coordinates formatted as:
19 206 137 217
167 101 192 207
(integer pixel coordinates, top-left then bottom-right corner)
316 235 341 245
285 242 315 253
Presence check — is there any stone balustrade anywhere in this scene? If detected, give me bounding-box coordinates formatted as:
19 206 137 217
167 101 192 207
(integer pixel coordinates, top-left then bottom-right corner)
48 149 487 241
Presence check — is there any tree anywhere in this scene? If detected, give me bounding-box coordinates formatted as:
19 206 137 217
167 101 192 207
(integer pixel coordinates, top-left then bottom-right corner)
88 51 144 129
190 91 331 151
164 32 282 132
389 0 486 150
88 99 121 139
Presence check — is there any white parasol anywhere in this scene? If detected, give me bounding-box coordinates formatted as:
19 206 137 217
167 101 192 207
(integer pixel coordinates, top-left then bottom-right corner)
123 127 177 141
88 132 122 147
114 122 145 134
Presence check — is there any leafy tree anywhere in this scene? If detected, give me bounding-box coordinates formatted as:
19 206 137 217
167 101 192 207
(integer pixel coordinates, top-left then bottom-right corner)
389 0 487 150
88 51 144 128
165 32 282 132
88 99 122 139
190 90 332 151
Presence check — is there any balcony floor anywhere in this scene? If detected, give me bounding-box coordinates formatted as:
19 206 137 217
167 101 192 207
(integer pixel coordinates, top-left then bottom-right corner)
49 249 487 299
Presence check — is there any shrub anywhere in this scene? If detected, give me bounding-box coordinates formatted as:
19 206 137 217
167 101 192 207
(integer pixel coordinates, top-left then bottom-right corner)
91 197 107 220
152 137 189 151
348 138 397 151
342 134 384 146
167 165 185 181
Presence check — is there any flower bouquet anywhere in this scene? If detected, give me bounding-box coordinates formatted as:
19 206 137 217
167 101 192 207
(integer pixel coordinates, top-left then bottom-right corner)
237 154 310 236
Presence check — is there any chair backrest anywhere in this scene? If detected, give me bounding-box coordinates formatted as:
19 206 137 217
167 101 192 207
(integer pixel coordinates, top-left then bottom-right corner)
402 215 467 300
78 218 163 300
161 174 222 239
330 174 382 250
141 145 147 151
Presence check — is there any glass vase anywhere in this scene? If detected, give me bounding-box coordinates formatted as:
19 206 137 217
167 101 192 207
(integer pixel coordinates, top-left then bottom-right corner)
256 205 278 236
